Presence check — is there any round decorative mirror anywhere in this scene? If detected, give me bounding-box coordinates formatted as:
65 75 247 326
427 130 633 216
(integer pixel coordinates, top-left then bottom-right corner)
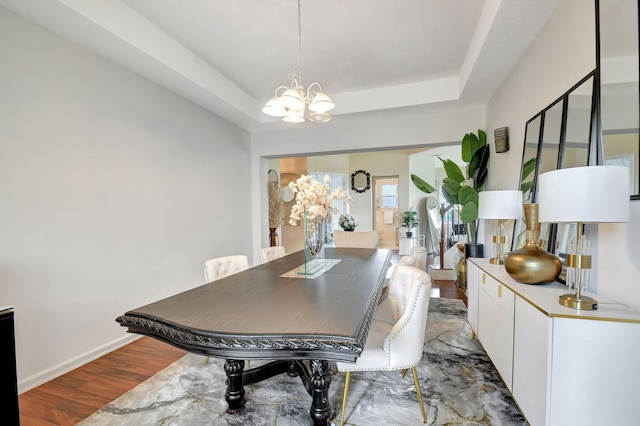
267 169 280 188
351 170 371 193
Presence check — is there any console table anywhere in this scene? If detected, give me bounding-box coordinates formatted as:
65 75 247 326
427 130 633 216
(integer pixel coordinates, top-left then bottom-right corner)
467 258 640 426
117 248 391 425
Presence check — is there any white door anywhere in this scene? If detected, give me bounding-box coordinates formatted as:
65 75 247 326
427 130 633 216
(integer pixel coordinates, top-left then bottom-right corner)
373 176 399 249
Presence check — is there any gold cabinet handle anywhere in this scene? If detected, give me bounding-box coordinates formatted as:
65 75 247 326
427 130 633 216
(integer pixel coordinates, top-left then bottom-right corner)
498 285 503 298
482 273 486 284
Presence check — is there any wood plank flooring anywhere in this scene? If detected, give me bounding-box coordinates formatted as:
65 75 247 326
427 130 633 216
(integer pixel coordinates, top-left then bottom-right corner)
18 278 465 425
18 338 186 425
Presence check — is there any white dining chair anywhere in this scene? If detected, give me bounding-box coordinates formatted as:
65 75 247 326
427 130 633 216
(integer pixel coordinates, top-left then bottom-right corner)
258 246 286 264
400 246 428 271
203 254 250 365
204 255 249 283
380 245 428 302
336 265 432 425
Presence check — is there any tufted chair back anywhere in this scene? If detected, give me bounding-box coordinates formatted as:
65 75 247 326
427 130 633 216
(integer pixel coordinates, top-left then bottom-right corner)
336 265 431 425
204 255 249 283
258 246 286 264
332 230 380 248
383 265 431 368
399 246 428 271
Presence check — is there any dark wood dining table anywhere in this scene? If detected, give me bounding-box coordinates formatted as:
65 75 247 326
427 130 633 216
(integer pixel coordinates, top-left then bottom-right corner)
116 247 392 425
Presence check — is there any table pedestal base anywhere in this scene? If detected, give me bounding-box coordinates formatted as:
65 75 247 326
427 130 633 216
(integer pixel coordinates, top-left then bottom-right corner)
224 358 334 425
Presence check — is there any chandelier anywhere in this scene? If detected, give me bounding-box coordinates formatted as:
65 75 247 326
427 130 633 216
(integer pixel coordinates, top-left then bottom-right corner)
262 0 335 123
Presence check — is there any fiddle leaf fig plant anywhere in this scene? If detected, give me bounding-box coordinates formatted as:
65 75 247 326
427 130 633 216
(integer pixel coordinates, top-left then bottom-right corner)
411 129 490 245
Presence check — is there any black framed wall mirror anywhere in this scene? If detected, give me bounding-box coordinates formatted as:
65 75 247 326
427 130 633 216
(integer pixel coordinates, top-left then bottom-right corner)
351 170 371 193
597 0 640 199
513 72 596 269
512 0 639 282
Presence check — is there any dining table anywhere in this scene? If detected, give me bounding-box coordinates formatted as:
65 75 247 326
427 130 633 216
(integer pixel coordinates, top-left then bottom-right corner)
116 247 392 425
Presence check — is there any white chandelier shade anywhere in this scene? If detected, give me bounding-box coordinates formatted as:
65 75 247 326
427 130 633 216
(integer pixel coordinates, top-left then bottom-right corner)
263 80 335 123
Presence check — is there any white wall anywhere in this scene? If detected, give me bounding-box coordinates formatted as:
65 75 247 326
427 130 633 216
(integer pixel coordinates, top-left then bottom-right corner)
0 7 252 391
252 106 486 158
487 0 640 309
486 0 597 191
347 151 410 231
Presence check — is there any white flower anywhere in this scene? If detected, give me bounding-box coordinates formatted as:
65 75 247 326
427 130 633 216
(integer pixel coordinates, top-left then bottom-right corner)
338 213 358 230
288 175 350 226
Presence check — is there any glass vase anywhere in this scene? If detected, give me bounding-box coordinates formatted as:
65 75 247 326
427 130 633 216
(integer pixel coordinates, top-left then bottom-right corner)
304 216 325 271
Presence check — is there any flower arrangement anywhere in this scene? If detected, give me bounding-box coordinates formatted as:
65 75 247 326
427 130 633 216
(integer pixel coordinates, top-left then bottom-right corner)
338 213 358 231
288 175 350 225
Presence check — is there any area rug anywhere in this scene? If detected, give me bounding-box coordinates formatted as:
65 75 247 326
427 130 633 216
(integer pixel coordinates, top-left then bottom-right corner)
79 298 527 425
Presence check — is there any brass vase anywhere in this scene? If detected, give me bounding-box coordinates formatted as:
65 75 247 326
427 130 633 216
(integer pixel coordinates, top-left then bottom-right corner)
504 204 561 285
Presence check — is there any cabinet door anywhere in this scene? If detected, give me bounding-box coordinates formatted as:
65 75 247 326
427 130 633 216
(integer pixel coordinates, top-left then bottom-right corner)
478 274 515 390
550 318 640 426
513 296 551 426
466 260 480 335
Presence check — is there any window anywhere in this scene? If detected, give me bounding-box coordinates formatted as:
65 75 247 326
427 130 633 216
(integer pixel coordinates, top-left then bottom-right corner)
380 183 398 208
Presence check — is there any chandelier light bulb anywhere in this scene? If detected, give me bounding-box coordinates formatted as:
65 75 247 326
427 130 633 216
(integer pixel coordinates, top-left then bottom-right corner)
283 108 306 123
307 111 331 123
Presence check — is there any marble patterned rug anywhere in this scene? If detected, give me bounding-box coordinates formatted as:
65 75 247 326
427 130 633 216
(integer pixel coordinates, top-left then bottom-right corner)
79 298 528 425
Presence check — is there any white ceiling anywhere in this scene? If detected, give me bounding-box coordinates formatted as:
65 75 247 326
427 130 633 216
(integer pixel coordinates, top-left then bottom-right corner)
1 0 562 132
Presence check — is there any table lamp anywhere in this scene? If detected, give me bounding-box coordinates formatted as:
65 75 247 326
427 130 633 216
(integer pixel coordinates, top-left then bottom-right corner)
538 165 630 310
478 190 523 264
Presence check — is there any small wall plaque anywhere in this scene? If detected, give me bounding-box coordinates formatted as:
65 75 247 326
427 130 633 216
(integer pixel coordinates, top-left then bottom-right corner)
494 127 510 153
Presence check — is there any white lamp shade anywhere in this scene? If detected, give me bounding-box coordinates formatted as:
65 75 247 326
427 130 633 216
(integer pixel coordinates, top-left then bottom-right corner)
478 190 523 219
279 88 305 110
538 165 630 223
308 92 335 113
262 97 287 117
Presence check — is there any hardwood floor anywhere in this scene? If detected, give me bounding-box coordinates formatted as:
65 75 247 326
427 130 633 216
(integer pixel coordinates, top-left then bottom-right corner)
18 338 186 425
18 277 465 425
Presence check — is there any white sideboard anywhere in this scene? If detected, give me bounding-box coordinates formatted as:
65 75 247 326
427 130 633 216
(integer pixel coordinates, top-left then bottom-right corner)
467 258 640 426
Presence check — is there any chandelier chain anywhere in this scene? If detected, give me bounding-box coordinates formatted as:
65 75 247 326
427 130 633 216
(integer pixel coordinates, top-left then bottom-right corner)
296 0 302 83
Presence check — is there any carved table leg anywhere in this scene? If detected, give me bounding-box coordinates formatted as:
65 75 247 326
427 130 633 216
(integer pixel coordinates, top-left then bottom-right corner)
224 359 245 414
309 359 333 425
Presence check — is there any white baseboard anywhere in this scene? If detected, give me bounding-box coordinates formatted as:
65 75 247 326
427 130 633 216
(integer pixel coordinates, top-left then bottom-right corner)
18 334 141 394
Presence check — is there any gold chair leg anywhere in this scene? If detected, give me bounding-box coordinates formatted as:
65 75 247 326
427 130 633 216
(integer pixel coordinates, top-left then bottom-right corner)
400 368 407 378
411 366 427 423
340 371 351 426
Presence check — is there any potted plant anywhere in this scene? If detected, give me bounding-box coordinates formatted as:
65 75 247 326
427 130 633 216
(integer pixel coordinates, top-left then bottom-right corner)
401 210 420 237
411 129 490 257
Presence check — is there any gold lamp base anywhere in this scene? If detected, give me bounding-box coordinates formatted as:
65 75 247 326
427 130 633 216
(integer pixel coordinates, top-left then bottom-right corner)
559 293 598 310
489 257 504 265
